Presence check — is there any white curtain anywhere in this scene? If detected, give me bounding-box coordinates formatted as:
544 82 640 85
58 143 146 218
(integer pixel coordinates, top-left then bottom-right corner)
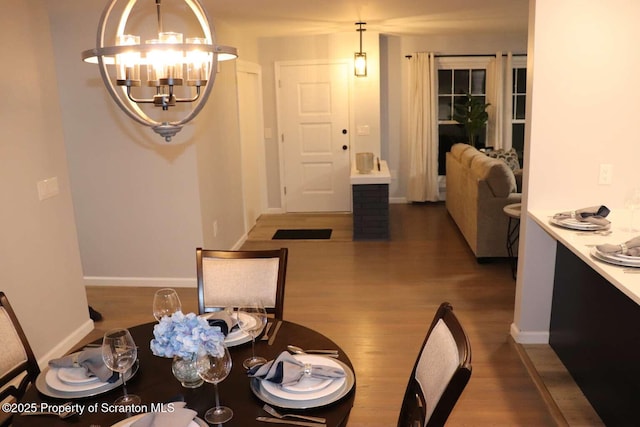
407 52 439 202
486 51 514 150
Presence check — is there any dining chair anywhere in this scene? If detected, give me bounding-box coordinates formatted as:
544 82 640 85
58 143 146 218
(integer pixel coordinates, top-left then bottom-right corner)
0 292 40 427
196 248 288 320
397 302 472 427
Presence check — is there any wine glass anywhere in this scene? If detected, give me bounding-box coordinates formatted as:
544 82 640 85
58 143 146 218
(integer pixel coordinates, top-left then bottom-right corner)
152 288 182 321
196 345 233 424
624 188 640 232
102 328 140 405
237 303 268 369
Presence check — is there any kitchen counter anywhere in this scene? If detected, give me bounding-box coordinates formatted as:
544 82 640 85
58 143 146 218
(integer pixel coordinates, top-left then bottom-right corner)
529 208 640 425
529 209 640 305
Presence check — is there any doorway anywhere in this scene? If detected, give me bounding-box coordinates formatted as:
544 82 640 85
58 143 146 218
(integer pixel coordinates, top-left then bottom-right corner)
276 61 351 212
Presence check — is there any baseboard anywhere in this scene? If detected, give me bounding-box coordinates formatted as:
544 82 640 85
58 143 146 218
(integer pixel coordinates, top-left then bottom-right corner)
37 318 94 369
265 207 286 214
231 232 248 250
84 276 196 288
389 197 407 204
510 322 550 344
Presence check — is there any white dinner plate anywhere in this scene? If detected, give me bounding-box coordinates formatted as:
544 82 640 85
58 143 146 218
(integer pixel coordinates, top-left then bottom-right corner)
36 361 138 399
261 355 346 401
56 367 100 385
110 413 206 427
250 357 355 410
549 217 609 231
591 248 640 267
224 312 258 347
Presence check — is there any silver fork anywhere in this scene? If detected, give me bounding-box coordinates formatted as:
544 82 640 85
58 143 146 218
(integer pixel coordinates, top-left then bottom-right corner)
262 404 326 424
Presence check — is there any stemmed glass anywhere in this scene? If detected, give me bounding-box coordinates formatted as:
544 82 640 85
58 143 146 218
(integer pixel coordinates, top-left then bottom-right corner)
237 303 268 369
152 288 182 321
624 188 640 232
196 345 233 424
102 328 140 405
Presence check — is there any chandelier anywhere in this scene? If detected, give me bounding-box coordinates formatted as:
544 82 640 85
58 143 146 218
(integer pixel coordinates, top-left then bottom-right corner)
82 0 238 142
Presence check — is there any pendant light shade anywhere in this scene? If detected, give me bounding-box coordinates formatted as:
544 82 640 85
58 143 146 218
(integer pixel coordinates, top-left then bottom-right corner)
354 22 367 77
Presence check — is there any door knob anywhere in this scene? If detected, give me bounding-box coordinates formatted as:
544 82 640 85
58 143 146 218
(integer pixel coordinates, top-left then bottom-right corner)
342 129 348 134
342 145 348 150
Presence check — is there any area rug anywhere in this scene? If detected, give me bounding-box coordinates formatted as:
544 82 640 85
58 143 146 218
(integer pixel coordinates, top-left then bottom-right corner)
272 229 332 240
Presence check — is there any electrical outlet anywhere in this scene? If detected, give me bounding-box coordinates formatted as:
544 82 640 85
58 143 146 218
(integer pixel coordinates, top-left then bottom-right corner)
599 164 613 185
213 220 218 237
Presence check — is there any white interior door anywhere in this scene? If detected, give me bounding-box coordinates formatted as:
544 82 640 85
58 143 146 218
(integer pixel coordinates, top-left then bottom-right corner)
277 62 351 212
237 61 268 232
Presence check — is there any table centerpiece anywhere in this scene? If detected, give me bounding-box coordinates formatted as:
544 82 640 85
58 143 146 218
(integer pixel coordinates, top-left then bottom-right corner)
150 311 225 388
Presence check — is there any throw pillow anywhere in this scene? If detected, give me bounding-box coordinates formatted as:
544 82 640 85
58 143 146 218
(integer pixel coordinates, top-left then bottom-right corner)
486 148 520 171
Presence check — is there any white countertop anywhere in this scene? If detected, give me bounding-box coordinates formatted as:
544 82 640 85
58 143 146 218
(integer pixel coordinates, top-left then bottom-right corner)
350 160 391 185
530 209 640 305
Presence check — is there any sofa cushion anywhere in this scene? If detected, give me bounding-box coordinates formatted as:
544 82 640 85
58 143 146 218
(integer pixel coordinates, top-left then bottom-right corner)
460 145 481 167
470 155 516 197
486 147 521 171
450 143 472 160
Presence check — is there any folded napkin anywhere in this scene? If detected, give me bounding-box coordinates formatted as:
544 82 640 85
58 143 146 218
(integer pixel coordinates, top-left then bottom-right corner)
553 205 611 226
203 310 236 336
48 347 117 383
247 351 345 386
130 402 196 427
596 236 640 256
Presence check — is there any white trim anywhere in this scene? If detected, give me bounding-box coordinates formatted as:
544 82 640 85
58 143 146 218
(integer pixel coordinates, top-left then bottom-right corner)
510 322 549 344
84 276 196 287
389 197 408 204
231 232 248 250
236 60 268 234
266 207 285 214
37 319 94 369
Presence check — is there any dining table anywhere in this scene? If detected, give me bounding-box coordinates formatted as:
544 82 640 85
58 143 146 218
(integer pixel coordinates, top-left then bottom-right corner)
12 320 355 427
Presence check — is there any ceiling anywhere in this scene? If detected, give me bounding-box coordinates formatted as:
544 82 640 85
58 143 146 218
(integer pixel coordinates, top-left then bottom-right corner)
204 0 529 38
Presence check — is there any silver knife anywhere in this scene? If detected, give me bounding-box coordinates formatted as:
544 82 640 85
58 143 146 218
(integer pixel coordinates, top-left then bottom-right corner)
260 321 273 341
256 416 326 427
268 320 282 345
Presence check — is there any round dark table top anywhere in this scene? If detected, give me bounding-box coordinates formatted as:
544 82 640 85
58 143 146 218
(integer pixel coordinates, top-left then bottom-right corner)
12 320 355 427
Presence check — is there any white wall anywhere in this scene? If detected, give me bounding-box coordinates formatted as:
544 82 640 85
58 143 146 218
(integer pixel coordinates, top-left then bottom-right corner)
44 1 253 285
513 0 640 342
0 0 91 362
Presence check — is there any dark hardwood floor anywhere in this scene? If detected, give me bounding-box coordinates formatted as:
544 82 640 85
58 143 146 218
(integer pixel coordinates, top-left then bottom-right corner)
85 203 600 426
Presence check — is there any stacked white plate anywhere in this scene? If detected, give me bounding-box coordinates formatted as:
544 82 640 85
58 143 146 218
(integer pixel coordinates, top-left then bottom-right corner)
199 311 257 347
250 354 355 409
590 247 640 267
35 354 138 399
549 217 610 231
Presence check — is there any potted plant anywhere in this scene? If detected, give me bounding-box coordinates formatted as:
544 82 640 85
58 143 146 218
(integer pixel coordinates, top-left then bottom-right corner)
453 92 490 148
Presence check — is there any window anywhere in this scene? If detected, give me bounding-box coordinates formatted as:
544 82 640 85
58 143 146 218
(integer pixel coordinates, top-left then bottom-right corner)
436 55 528 175
437 57 491 175
511 58 527 167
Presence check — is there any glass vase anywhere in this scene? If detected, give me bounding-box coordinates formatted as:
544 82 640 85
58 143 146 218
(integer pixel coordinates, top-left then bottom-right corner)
172 354 204 388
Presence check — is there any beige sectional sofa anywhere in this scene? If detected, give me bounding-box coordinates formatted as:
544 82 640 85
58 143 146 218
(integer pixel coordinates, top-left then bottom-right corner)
445 143 522 259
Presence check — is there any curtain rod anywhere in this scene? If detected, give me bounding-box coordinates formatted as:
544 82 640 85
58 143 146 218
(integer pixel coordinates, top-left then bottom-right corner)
405 53 527 59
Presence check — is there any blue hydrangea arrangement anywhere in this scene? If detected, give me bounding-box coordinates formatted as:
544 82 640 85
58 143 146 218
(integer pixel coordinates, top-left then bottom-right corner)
150 311 225 358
